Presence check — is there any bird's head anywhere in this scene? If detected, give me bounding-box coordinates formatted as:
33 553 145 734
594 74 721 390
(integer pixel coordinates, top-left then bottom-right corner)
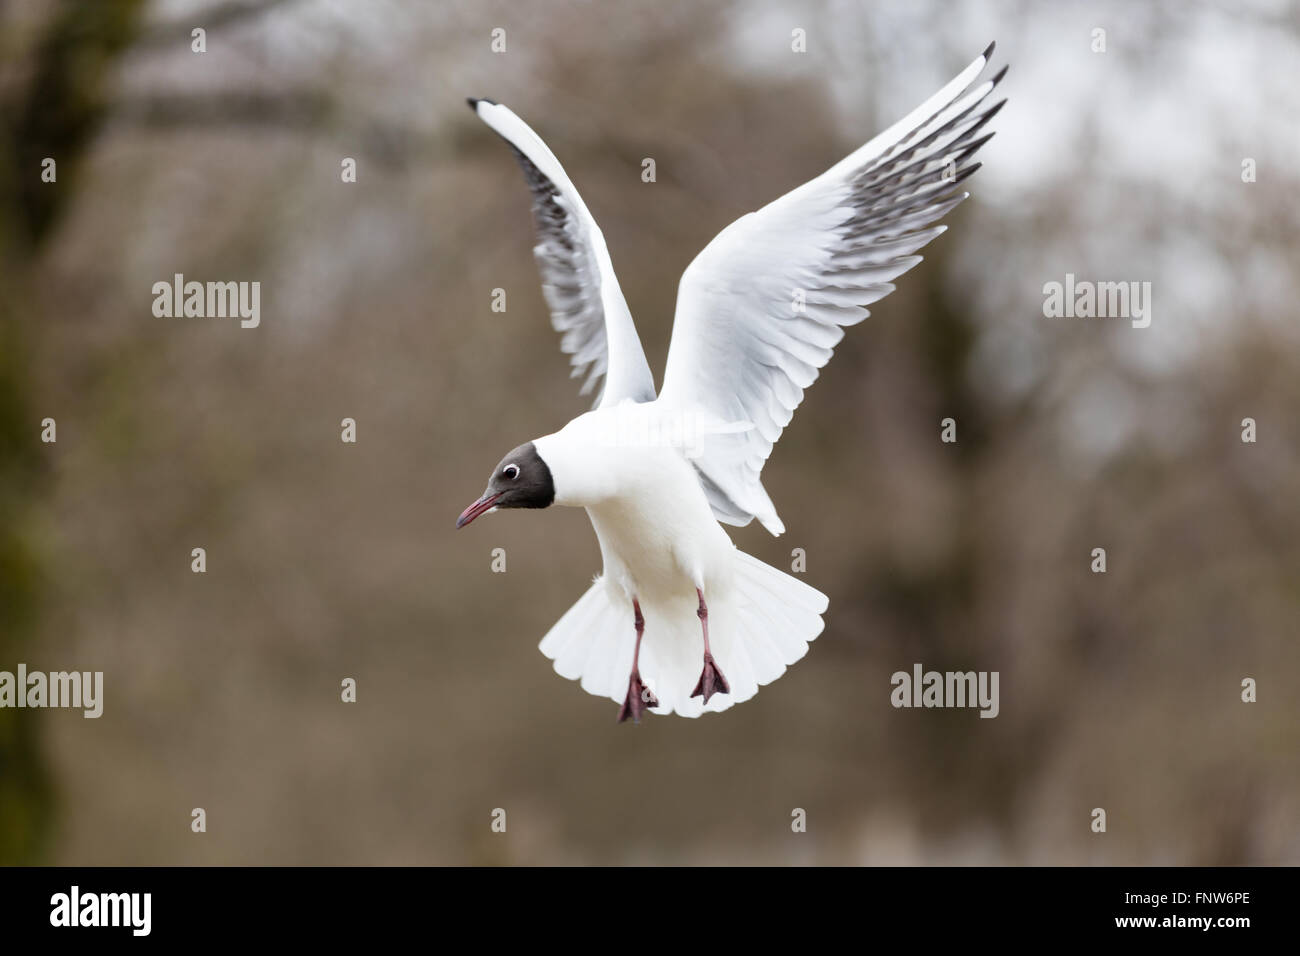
456 441 555 529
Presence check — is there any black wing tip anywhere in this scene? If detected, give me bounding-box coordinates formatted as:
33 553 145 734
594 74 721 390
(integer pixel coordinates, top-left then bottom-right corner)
959 131 997 160
990 63 1009 85
465 97 499 112
982 41 996 60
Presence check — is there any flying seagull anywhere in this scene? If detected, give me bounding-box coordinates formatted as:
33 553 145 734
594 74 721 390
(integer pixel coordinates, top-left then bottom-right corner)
458 44 1007 722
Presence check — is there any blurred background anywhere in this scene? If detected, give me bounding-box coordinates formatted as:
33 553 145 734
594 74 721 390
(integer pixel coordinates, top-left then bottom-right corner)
1 0 1298 865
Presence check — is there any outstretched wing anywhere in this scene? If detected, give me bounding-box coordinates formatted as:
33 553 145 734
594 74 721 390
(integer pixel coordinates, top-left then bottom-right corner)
468 98 655 408
658 45 1007 534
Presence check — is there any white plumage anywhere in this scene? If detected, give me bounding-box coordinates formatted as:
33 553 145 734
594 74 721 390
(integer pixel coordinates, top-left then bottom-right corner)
460 45 1006 718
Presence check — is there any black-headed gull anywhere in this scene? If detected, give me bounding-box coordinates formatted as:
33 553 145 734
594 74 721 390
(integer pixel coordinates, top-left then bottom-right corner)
458 44 1007 722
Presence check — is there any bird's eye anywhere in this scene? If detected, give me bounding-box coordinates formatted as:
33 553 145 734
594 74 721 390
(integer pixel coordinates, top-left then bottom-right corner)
502 464 520 480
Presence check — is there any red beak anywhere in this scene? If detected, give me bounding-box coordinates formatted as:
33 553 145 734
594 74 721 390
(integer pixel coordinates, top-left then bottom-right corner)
456 492 501 529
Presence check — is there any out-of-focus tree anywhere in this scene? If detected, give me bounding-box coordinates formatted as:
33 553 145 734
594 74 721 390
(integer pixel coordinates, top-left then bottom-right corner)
0 0 148 864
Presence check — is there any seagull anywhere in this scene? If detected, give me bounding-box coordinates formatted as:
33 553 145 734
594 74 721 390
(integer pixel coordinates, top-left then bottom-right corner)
458 44 1007 722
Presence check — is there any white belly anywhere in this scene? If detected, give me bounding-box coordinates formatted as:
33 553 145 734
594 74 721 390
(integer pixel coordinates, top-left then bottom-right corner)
584 448 735 606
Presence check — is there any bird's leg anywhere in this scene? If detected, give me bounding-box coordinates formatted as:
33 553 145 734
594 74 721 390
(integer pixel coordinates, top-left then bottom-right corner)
690 587 730 704
618 598 658 724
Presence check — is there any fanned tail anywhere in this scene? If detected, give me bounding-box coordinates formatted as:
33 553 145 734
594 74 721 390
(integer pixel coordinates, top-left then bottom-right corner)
538 551 827 717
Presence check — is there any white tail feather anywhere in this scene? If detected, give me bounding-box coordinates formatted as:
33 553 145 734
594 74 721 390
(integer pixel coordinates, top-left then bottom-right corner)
538 550 827 717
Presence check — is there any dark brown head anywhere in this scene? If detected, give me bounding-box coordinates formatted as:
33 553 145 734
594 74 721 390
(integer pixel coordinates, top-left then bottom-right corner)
456 441 555 529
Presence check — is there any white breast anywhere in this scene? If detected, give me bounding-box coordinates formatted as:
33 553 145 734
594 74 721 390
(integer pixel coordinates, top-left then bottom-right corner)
534 404 736 604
